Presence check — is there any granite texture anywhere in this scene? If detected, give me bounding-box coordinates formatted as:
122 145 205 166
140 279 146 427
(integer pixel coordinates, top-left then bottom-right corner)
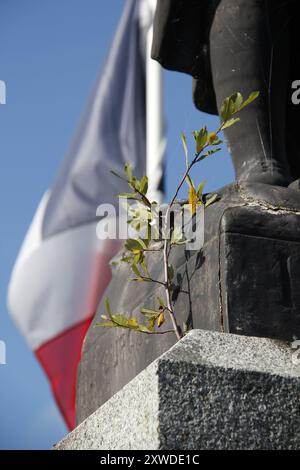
56 329 300 450
57 361 159 450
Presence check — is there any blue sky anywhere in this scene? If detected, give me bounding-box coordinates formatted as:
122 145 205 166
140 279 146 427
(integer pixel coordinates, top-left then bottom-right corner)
0 0 234 449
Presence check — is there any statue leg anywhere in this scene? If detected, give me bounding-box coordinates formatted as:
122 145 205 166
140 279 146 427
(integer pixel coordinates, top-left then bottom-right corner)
210 0 292 186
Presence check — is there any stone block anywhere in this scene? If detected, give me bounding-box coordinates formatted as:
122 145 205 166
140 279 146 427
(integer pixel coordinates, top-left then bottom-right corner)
57 329 300 450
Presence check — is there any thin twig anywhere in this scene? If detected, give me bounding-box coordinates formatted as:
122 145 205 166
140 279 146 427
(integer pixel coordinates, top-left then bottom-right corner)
163 238 182 340
143 248 163 252
161 125 226 341
98 320 174 336
134 277 166 286
133 189 152 208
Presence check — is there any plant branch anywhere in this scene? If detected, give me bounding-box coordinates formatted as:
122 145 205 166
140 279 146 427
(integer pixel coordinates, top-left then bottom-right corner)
104 91 259 342
160 124 225 341
142 277 166 286
133 188 152 208
163 238 182 340
143 248 163 252
103 319 174 335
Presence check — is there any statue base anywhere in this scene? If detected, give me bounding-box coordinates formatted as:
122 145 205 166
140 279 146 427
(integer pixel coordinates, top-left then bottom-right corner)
76 183 300 424
57 330 300 450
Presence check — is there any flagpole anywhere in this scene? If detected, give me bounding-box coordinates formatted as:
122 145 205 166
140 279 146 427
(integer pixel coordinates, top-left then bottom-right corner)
144 1 166 204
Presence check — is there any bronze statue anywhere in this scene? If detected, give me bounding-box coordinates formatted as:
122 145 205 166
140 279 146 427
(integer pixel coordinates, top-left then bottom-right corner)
152 0 300 190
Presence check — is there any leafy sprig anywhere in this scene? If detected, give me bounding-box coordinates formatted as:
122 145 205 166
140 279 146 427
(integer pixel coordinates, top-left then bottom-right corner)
97 91 259 340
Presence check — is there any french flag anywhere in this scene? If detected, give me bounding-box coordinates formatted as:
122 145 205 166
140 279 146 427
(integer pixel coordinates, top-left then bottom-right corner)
8 0 164 430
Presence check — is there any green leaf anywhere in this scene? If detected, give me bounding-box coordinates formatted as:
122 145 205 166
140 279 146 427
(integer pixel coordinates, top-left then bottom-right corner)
125 238 147 253
130 177 140 192
131 263 142 278
118 193 139 200
221 92 244 121
221 118 240 130
125 239 138 252
140 308 159 317
105 298 112 318
220 97 233 122
239 91 260 111
124 164 133 181
136 252 144 265
172 238 190 246
147 318 156 332
205 193 219 208
197 181 205 199
127 318 139 329
96 322 116 328
133 252 141 265
181 132 189 169
112 314 128 327
195 127 208 153
220 91 259 123
188 184 198 215
157 297 165 308
185 174 194 189
138 325 151 333
212 139 223 146
157 313 165 328
230 92 243 112
121 256 134 264
138 238 148 250
140 176 148 195
197 148 221 162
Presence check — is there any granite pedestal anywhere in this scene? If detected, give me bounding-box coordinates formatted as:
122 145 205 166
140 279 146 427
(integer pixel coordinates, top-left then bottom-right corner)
57 330 300 450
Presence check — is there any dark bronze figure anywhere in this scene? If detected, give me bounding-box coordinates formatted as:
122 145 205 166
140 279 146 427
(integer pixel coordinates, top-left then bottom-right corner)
152 0 300 188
